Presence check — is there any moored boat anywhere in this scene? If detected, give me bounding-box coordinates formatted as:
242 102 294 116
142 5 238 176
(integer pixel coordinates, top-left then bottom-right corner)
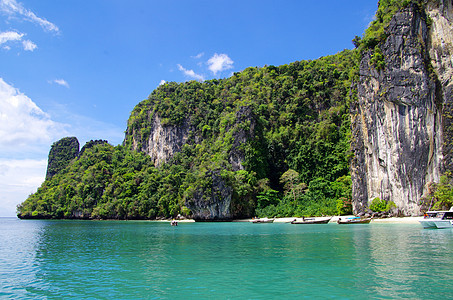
337 217 371 224
291 216 332 224
250 218 274 223
419 208 453 229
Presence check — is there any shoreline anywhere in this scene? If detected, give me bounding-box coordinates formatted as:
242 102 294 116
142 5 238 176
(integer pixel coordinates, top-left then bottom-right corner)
105 216 426 224
236 216 425 224
14 216 425 224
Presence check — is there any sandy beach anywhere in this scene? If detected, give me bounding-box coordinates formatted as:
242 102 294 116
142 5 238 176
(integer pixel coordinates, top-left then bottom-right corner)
167 216 425 224
367 216 424 224
281 216 424 224
247 216 425 224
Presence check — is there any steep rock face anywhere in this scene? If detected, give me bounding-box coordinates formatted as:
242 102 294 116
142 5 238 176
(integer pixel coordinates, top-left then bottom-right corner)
130 114 194 167
126 106 256 220
46 137 79 179
185 107 256 220
351 2 453 216
427 0 453 171
186 170 234 221
228 106 255 171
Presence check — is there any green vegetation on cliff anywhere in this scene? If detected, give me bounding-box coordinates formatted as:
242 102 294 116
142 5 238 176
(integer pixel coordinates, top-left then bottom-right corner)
126 49 359 219
46 137 79 179
18 50 357 219
18 0 422 220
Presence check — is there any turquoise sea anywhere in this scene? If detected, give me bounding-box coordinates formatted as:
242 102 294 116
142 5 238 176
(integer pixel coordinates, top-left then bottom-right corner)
1 218 452 299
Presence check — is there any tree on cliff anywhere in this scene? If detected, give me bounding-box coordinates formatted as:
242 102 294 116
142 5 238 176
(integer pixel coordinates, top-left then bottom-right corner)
19 0 431 220
18 49 356 220
46 137 79 179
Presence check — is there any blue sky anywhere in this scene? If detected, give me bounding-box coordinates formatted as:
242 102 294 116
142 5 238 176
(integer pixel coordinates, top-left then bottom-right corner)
0 0 378 216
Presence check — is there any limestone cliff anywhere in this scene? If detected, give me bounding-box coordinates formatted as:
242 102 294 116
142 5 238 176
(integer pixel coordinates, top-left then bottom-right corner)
351 1 453 216
125 104 256 220
186 170 234 221
427 0 453 171
129 113 194 167
46 137 79 179
127 107 254 170
46 138 109 180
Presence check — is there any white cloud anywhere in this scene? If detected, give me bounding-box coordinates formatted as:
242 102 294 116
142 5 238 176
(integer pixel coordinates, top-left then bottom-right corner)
0 0 60 33
51 78 69 88
0 77 67 152
22 39 36 51
0 31 37 51
0 30 23 45
159 80 166 86
207 53 234 75
192 52 204 59
0 158 47 216
177 64 205 81
0 78 125 217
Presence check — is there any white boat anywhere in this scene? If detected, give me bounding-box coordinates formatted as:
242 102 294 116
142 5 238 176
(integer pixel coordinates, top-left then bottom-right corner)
250 218 274 223
337 217 371 224
419 208 453 229
291 216 332 224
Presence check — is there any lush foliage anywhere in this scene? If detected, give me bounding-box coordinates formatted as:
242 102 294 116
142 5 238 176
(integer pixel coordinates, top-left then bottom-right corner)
18 49 359 219
127 50 357 218
357 0 417 51
19 144 153 219
369 197 396 212
353 0 424 71
421 172 453 211
19 0 429 220
46 137 79 179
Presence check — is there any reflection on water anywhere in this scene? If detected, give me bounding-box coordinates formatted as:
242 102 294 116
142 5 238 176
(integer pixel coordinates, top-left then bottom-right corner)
0 218 48 298
367 225 453 299
1 219 453 299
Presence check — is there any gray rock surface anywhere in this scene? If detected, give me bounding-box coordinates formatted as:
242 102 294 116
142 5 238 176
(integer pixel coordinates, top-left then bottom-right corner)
351 1 453 216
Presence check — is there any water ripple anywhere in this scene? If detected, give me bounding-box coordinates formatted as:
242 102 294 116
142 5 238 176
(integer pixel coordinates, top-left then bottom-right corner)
1 219 452 299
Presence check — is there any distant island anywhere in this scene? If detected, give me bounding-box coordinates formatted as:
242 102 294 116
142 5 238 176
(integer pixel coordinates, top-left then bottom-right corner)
17 0 453 220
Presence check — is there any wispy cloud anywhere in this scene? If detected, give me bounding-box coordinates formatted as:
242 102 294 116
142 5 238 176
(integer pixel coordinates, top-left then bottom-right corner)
0 0 59 52
0 77 67 153
0 0 60 33
177 64 205 81
0 78 65 216
0 77 125 216
49 78 69 88
0 158 47 216
22 39 37 51
191 52 204 59
207 53 234 75
0 30 37 51
0 30 23 44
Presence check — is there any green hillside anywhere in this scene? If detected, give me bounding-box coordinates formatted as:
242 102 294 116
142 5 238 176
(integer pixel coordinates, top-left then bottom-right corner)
18 49 357 219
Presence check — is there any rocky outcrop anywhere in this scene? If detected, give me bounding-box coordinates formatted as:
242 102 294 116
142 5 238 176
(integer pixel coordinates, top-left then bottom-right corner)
129 113 194 167
79 139 109 157
125 104 257 220
46 137 79 179
351 1 453 216
46 138 110 180
186 170 234 221
427 0 453 171
229 106 255 171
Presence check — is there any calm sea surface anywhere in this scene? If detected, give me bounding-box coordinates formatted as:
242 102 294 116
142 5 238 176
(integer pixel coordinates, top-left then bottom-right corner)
1 218 452 299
